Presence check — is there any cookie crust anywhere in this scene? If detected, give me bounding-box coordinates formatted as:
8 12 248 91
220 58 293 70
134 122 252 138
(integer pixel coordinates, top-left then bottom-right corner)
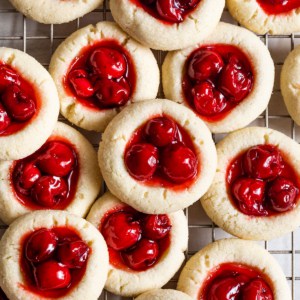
49 21 159 132
135 289 193 300
162 22 274 134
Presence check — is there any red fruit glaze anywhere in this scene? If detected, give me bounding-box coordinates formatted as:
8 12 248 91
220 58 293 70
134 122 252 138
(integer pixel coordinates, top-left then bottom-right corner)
65 40 135 111
183 45 253 122
227 144 299 216
256 0 300 15
199 263 274 300
142 214 171 240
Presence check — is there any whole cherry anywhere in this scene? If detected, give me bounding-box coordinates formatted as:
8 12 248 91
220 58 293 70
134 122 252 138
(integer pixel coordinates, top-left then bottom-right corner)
68 69 94 98
142 214 172 240
0 103 11 132
241 278 273 300
0 65 20 92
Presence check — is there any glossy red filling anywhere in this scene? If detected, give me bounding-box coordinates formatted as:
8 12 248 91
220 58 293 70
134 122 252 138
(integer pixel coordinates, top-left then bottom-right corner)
0 63 40 136
124 115 199 189
129 0 201 24
100 206 171 272
183 44 253 122
64 39 136 111
227 144 299 216
11 138 79 210
199 263 274 300
20 227 90 298
256 0 300 15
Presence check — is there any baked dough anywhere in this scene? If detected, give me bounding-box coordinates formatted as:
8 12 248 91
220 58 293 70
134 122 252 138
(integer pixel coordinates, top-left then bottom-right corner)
201 127 300 240
281 45 300 125
135 289 193 300
86 192 188 297
0 47 59 160
8 0 103 24
227 0 300 35
49 21 159 132
0 122 102 224
98 99 217 214
0 210 109 300
110 0 225 51
177 238 291 300
162 22 274 134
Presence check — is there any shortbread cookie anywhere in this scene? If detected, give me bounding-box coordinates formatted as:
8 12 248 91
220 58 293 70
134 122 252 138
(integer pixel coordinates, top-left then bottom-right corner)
227 0 300 34
281 45 300 125
0 122 102 224
0 210 109 300
86 192 188 297
135 289 192 300
0 47 59 160
163 22 274 133
201 127 300 240
177 239 291 300
50 21 159 132
110 0 225 51
8 0 103 24
98 99 217 214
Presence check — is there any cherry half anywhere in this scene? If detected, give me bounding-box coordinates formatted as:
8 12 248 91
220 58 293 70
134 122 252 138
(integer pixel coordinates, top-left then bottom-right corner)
68 69 94 98
142 214 171 240
0 65 20 92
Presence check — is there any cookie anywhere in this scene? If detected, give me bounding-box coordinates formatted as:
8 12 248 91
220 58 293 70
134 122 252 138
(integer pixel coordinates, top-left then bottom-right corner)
135 289 193 300
177 239 291 300
0 122 102 224
98 99 217 214
49 21 159 132
86 192 188 297
0 47 59 160
0 210 109 300
110 0 225 51
201 127 300 240
162 22 274 133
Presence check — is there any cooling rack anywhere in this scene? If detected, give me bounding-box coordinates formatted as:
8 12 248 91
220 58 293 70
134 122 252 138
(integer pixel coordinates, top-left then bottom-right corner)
0 0 299 299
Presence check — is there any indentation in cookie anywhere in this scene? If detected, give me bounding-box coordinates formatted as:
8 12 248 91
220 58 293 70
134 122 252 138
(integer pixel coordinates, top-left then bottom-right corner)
256 0 300 15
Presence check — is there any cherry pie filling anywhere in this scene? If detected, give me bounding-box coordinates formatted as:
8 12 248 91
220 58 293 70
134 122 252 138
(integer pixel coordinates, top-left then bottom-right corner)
65 40 136 111
256 0 300 15
183 44 254 122
100 207 171 271
0 63 39 136
124 115 199 189
227 144 299 216
11 139 79 209
199 263 274 300
20 227 90 298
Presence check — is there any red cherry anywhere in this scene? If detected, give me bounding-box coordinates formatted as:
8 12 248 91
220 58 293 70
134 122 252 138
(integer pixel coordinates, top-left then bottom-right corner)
89 47 127 79
156 0 183 22
243 145 284 180
1 85 36 122
125 143 159 181
122 239 159 271
58 240 89 269
31 176 68 208
34 260 71 290
192 81 227 116
0 65 20 92
218 55 253 102
102 211 142 251
267 177 298 212
68 69 94 98
38 141 75 177
94 77 130 108
0 103 11 132
232 177 266 216
144 116 177 147
241 279 273 300
188 50 224 81
161 143 197 183
25 229 57 263
142 214 171 240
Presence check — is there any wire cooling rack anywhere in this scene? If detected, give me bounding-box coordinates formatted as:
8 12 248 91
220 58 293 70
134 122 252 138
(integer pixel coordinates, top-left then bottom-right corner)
0 0 299 299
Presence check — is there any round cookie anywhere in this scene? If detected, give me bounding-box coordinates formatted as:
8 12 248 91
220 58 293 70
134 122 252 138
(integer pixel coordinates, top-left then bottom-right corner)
0 47 59 160
8 0 103 24
162 22 274 134
281 45 300 126
135 289 193 300
86 192 188 297
0 122 102 224
0 210 109 300
201 127 300 240
98 99 217 214
227 0 300 35
49 21 159 132
110 0 225 51
177 239 291 300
